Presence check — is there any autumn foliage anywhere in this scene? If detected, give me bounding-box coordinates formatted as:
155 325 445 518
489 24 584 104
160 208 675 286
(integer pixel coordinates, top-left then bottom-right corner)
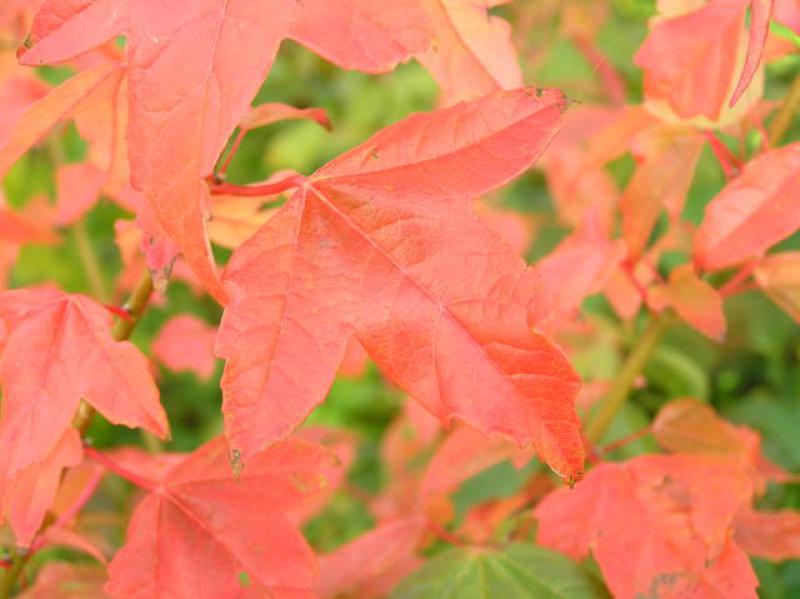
0 0 800 597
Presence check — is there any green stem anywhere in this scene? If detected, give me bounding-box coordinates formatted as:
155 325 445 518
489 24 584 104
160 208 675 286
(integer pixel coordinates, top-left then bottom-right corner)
584 315 671 444
0 547 25 599
768 71 800 146
73 269 154 433
73 220 109 303
111 269 154 342
115 271 162 453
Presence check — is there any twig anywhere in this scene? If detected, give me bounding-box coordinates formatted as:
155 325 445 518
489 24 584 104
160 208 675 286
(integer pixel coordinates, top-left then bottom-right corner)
768 71 800 146
595 426 653 456
0 547 25 599
73 269 154 433
73 220 110 302
584 315 672 443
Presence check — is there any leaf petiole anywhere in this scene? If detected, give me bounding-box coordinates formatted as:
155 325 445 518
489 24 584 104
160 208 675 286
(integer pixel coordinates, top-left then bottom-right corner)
83 446 159 493
208 174 305 198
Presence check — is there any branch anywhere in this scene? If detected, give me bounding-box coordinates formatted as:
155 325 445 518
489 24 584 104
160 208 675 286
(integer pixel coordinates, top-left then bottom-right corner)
0 547 25 599
73 269 154 433
73 220 110 302
595 426 653 456
111 269 155 342
584 314 672 444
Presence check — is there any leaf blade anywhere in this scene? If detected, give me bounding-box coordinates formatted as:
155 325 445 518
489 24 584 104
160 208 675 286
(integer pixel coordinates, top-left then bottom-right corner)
391 543 610 599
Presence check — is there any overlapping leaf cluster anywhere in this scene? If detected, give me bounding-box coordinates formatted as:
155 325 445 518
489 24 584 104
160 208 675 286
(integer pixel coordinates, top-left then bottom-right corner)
0 1 799 598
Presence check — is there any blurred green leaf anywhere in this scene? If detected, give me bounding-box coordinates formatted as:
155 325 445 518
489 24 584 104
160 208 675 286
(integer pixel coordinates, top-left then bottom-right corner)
391 543 610 599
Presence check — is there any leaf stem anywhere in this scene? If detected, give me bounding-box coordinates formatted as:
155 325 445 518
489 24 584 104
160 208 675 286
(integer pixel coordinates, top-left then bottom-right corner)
719 260 757 298
584 315 672 444
572 37 626 105
28 468 105 555
83 446 159 492
208 174 305 197
216 128 246 179
54 468 104 531
595 426 653 456
768 71 800 146
703 131 741 178
426 521 471 548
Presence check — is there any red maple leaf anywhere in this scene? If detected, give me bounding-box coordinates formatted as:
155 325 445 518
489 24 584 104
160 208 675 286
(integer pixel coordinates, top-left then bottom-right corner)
216 87 584 480
101 436 338 599
0 288 168 476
